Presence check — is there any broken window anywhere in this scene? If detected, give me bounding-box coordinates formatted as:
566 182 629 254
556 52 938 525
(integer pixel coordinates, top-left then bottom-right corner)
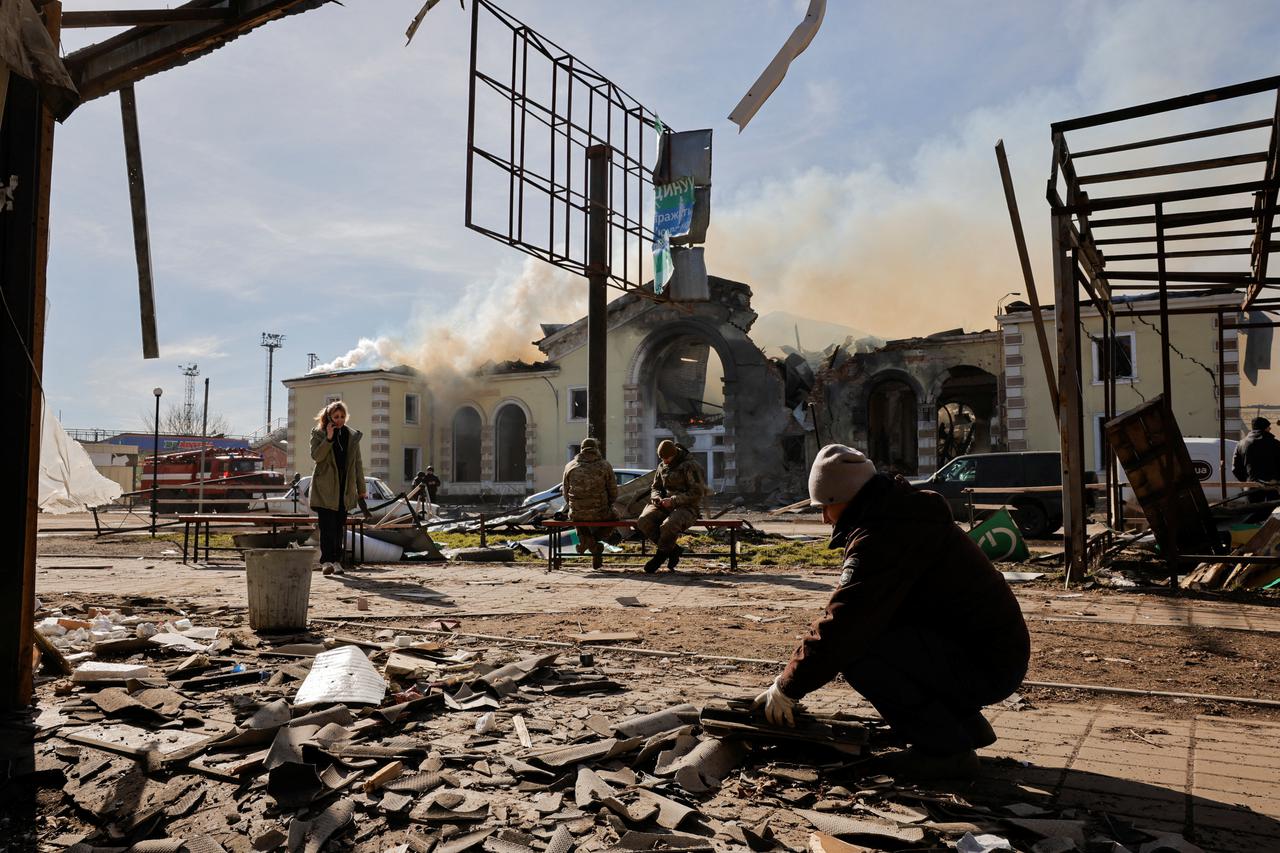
1092 331 1137 383
452 407 482 483
568 387 587 421
495 404 528 483
404 393 420 424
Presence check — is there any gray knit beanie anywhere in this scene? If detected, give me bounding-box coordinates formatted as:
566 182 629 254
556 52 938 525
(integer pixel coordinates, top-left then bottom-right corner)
808 444 877 507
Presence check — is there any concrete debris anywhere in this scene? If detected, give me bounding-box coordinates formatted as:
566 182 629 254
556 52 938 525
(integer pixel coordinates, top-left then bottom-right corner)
21 602 1222 853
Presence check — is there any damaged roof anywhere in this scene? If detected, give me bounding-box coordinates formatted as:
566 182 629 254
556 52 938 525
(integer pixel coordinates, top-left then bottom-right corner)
62 0 336 103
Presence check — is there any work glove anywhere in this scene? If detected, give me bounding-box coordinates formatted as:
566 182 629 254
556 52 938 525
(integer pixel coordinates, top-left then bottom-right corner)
751 677 798 727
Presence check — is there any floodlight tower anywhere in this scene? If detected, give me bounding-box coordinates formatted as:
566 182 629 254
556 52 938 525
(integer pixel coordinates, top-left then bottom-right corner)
179 363 199 431
261 333 285 434
307 353 319 371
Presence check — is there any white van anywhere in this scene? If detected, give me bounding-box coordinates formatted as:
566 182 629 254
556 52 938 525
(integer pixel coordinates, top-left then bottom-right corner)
1115 436 1241 513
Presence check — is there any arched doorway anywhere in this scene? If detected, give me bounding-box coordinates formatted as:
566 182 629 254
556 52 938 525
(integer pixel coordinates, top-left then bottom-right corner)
452 407 482 483
645 334 728 489
935 366 998 467
494 404 528 483
867 379 919 475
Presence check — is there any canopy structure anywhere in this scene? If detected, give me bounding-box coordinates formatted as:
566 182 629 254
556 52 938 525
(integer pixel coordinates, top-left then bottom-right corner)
1046 76 1280 581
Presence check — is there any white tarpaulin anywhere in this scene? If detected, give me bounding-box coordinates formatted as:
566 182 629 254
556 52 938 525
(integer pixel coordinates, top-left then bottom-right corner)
727 0 827 132
39 404 122 513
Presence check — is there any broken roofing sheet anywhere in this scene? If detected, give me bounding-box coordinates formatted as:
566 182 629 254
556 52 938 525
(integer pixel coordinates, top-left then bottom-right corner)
19 599 1214 853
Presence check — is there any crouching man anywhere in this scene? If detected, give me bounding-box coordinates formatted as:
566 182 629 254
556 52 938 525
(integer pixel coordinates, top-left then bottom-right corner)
636 439 706 573
562 438 618 570
753 444 1030 778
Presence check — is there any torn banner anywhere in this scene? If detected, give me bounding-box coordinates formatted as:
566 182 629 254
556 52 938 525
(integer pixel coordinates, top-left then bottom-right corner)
727 0 827 131
652 176 696 294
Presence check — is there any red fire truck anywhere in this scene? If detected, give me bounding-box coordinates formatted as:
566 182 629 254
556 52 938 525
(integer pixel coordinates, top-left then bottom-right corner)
140 447 286 513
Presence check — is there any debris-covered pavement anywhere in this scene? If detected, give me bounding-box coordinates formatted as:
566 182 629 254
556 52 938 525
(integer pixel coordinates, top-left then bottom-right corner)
8 583 1279 853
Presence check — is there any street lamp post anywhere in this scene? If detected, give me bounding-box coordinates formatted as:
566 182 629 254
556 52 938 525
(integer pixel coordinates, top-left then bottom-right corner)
151 387 163 536
995 291 1021 320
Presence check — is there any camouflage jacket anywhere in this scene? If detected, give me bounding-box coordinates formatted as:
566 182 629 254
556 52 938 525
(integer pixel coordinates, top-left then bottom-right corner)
650 447 706 514
562 449 618 520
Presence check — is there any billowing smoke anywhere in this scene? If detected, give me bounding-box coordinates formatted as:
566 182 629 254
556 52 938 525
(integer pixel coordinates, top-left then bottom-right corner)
311 256 585 392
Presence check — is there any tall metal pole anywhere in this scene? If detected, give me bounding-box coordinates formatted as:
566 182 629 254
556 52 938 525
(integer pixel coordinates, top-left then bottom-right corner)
267 347 274 430
586 144 611 455
198 378 209 514
151 387 162 535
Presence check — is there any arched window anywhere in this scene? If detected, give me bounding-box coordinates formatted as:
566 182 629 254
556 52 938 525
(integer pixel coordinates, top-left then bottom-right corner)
494 405 528 482
452 407 482 483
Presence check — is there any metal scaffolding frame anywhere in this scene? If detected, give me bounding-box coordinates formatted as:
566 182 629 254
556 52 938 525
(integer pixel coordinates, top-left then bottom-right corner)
1047 75 1280 582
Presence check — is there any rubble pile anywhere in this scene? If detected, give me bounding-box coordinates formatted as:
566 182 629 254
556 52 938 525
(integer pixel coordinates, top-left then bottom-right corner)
15 601 1207 852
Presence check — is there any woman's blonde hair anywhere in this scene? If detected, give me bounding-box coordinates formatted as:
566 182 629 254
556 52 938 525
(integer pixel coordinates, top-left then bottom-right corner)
314 400 348 426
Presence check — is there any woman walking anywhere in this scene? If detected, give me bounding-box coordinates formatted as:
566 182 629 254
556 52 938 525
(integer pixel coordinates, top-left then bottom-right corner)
310 401 366 575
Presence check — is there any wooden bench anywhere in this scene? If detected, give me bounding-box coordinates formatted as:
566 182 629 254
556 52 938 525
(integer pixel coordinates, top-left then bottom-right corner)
539 519 745 571
177 514 367 565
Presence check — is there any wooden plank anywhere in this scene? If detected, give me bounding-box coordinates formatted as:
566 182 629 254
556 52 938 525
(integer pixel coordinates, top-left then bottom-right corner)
1071 118 1274 158
1077 151 1268 184
995 139 1059 419
64 0 329 102
1054 209 1087 584
119 84 158 359
1050 76 1280 133
1093 228 1256 246
63 9 233 27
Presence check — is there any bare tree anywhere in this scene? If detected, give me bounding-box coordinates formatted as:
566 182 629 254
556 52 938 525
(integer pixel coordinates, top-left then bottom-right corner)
141 403 231 437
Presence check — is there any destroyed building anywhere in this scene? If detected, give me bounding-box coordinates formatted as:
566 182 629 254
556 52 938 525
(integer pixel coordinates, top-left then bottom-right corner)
285 278 1021 501
285 278 791 500
806 330 1004 477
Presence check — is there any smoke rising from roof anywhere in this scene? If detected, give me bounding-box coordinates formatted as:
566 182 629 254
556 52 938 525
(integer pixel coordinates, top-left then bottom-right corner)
310 257 585 388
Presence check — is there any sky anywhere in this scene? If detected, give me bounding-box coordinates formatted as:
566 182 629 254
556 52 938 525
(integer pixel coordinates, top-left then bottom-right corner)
43 0 1280 435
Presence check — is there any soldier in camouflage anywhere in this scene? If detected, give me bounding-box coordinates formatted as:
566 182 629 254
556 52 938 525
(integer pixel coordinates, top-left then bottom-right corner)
562 437 618 569
636 439 706 573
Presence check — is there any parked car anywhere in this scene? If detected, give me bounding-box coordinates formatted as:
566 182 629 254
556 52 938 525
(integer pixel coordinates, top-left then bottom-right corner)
521 468 650 514
249 475 406 521
910 451 1071 539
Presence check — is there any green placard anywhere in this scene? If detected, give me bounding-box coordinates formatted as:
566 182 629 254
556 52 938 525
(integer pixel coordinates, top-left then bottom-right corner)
969 509 1029 563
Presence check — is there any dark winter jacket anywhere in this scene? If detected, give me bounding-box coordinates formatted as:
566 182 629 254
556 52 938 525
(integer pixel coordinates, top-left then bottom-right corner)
778 474 1030 699
649 446 707 514
1232 429 1280 484
562 448 619 520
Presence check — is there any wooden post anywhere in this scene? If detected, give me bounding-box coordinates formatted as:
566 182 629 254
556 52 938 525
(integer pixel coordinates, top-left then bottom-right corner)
0 1 60 709
995 140 1059 419
1054 216 1088 584
119 84 159 359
